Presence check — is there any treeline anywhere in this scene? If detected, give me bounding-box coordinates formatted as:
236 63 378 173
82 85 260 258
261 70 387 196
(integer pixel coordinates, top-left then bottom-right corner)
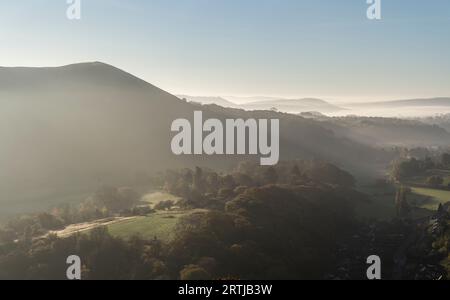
391 152 450 183
161 160 356 210
0 227 168 280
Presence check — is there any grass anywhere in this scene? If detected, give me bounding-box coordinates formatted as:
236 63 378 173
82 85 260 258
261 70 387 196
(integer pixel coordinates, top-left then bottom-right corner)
444 177 450 186
400 168 450 212
410 187 450 210
107 211 189 242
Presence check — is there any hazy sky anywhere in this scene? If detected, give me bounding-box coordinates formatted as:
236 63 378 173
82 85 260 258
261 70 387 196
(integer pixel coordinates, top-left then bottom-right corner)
1 0 449 101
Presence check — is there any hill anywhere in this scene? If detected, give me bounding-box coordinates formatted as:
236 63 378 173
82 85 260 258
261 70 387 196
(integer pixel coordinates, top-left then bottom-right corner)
0 62 387 217
176 95 239 108
354 98 450 108
300 113 450 147
242 98 345 114
415 114 450 132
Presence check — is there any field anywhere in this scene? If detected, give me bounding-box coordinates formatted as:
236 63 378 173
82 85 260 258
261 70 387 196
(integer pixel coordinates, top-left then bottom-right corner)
107 209 208 242
48 209 208 242
410 187 450 210
399 168 450 211
107 212 184 242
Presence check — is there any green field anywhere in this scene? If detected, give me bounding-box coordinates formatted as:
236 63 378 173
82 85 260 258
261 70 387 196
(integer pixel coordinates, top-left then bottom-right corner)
108 214 180 242
411 187 450 210
401 168 450 211
107 211 194 242
43 191 189 242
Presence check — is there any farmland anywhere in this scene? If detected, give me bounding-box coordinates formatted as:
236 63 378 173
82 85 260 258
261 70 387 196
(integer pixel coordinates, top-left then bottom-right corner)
410 187 450 210
107 211 188 242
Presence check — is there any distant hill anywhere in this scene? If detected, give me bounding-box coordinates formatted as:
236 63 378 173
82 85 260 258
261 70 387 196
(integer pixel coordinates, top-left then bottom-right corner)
176 95 239 108
301 113 450 147
414 113 450 132
223 96 280 104
332 97 450 118
177 95 345 114
0 62 388 216
351 97 450 108
241 98 346 114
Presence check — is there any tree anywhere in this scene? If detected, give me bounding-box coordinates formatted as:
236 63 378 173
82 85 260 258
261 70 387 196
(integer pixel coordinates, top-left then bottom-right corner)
0 228 15 244
154 200 174 211
442 153 450 167
37 213 63 230
307 162 355 187
395 186 410 218
205 172 220 192
193 167 204 192
179 265 211 280
263 167 278 184
221 175 236 190
291 165 301 177
232 173 254 187
91 186 140 213
426 175 443 188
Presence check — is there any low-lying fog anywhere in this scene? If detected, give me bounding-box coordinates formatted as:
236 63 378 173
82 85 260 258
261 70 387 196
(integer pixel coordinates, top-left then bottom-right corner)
330 105 450 118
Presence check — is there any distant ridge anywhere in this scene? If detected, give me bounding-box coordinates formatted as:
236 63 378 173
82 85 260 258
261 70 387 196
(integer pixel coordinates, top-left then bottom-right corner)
352 97 450 107
176 95 239 108
241 98 345 113
178 95 346 114
0 62 156 91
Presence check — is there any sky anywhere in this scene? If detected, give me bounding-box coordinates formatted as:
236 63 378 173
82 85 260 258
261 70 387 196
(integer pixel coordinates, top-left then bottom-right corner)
0 0 449 102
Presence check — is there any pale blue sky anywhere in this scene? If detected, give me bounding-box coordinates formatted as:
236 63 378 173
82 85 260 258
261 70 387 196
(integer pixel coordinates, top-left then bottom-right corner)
0 0 449 101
